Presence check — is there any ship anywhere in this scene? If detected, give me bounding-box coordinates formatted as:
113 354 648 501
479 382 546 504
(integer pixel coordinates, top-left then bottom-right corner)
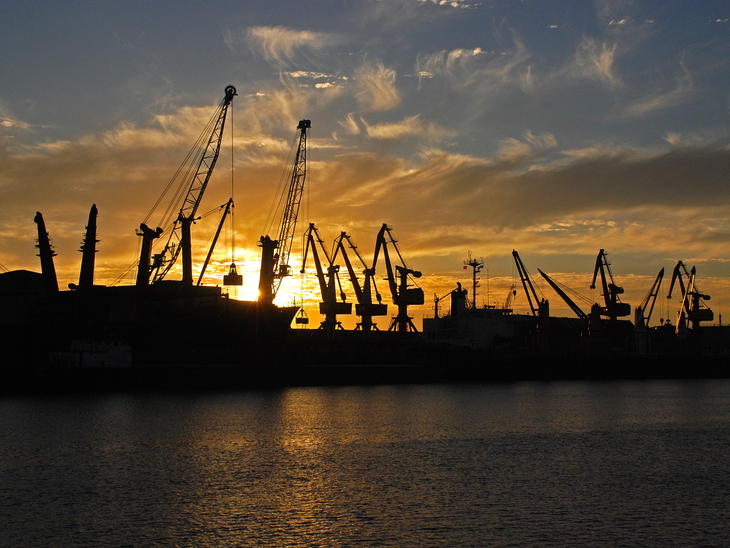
1 86 303 391
422 250 730 381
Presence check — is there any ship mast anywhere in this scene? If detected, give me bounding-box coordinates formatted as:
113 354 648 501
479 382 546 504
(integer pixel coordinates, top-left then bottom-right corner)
464 251 483 309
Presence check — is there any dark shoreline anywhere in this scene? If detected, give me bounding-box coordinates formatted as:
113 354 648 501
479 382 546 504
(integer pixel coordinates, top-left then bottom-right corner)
3 351 729 396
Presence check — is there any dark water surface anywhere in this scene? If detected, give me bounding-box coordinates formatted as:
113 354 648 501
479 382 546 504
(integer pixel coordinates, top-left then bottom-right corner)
2 380 729 547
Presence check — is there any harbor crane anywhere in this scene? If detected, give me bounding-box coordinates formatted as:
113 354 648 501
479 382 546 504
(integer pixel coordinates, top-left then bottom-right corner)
332 231 388 332
136 85 237 288
538 268 605 332
372 224 424 333
590 249 630 322
258 119 311 305
634 268 664 330
538 269 589 321
512 250 549 319
300 223 352 331
667 261 713 333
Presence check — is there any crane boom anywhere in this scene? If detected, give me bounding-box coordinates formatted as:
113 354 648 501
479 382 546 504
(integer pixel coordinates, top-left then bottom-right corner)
512 250 542 317
197 199 234 286
538 269 587 321
637 268 664 325
138 85 237 287
258 119 311 304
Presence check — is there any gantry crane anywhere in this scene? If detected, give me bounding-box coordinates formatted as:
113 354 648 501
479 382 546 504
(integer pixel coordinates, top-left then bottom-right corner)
667 261 713 333
332 231 388 332
590 249 630 322
372 224 424 333
136 85 237 288
258 119 311 305
300 223 352 330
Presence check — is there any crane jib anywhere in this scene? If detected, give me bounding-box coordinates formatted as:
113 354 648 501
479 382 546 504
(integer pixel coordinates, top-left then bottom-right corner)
144 86 237 286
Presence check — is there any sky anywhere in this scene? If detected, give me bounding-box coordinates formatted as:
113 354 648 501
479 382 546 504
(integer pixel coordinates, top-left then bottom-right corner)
1 0 730 329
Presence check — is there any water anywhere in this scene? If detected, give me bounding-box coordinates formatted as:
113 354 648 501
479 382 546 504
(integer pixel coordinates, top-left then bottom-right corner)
2 380 729 547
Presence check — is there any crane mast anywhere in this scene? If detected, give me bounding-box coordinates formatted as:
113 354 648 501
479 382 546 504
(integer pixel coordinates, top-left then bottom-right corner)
137 85 237 287
258 119 311 305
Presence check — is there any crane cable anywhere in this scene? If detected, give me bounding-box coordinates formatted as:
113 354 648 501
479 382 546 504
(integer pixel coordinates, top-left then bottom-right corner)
262 131 299 237
230 99 235 266
143 101 225 229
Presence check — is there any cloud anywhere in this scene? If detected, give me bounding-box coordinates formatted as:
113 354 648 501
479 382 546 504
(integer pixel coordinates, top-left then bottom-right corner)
233 26 333 66
417 0 476 8
353 61 401 112
567 37 621 88
0 101 31 130
415 39 532 93
663 131 723 148
337 113 361 136
619 57 696 118
362 115 454 142
497 132 557 163
284 70 348 91
416 47 487 83
519 65 535 93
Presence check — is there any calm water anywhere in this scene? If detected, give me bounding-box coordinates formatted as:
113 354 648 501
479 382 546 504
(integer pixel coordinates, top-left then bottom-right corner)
2 380 730 547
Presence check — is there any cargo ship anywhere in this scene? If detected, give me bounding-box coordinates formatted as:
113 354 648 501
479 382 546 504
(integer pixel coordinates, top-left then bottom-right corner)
1 86 302 390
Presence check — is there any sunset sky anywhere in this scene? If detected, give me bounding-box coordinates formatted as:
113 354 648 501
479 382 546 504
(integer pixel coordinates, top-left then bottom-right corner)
2 0 729 328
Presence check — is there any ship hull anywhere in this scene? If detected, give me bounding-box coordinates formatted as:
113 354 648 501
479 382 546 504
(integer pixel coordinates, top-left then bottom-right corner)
1 277 298 375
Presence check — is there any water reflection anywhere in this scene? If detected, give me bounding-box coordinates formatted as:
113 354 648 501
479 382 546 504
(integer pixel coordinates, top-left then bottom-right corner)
2 380 730 546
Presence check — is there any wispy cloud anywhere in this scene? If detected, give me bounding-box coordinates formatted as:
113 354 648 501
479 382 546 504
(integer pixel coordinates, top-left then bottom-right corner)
362 115 454 142
497 132 557 163
416 47 487 82
0 101 31 130
416 36 531 90
417 0 477 8
337 113 361 136
354 61 401 112
567 37 621 88
225 26 334 66
663 131 722 148
619 57 696 118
